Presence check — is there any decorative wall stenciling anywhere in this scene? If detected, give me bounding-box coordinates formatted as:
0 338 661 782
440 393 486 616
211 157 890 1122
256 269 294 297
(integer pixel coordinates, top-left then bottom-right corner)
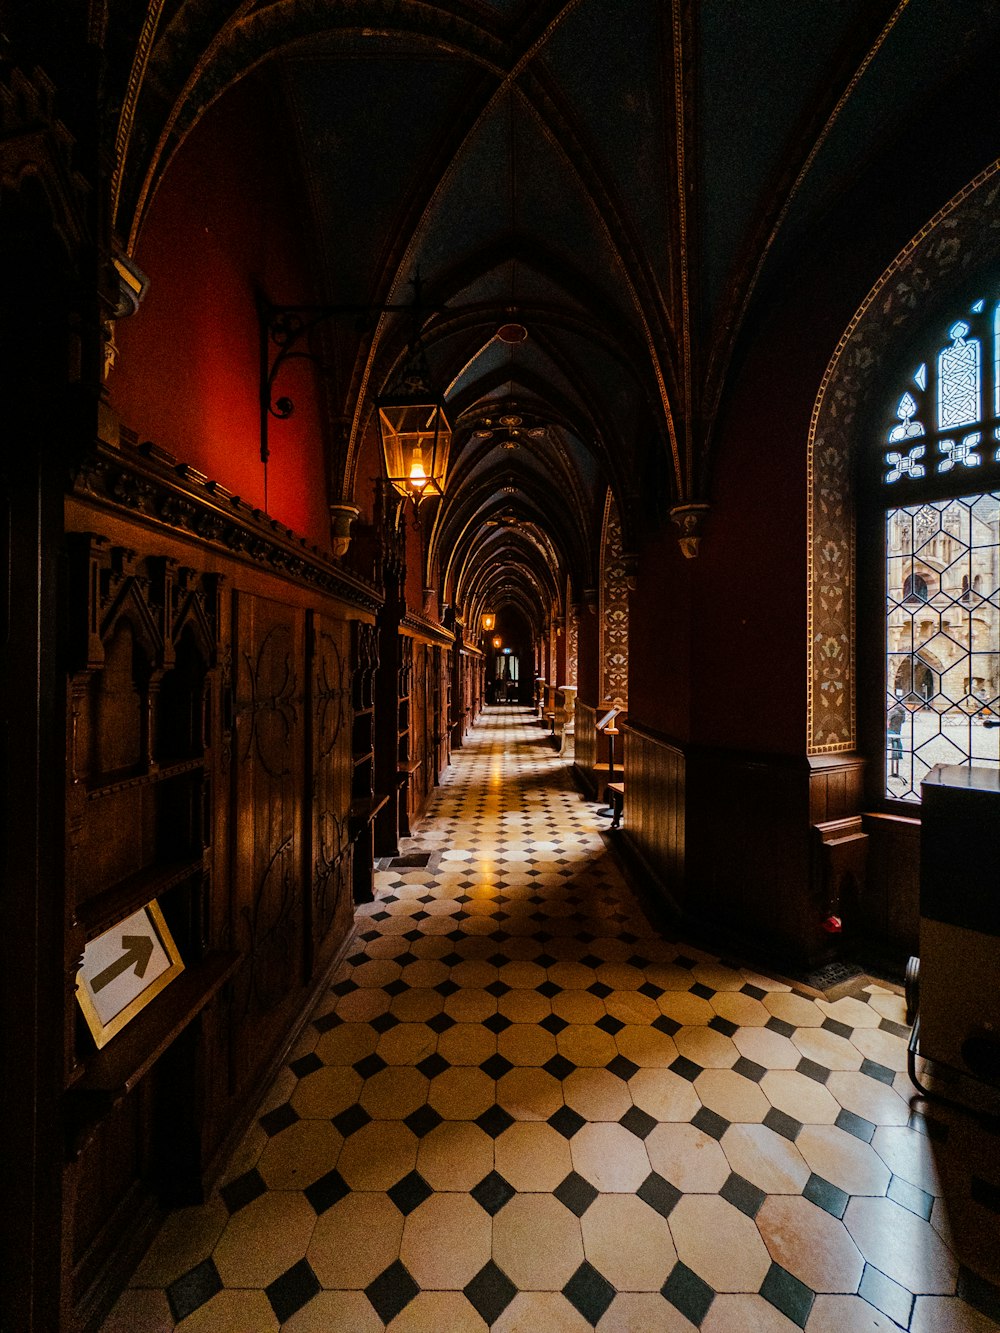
599 491 629 706
566 577 578 687
232 593 305 1079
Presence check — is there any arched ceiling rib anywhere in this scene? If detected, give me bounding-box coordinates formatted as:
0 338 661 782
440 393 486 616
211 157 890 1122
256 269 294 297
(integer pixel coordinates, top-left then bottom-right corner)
96 0 1000 631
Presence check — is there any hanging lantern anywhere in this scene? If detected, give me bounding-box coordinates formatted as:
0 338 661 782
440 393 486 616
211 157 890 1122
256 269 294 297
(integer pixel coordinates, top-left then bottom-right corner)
376 275 452 504
492 635 503 650
481 612 496 633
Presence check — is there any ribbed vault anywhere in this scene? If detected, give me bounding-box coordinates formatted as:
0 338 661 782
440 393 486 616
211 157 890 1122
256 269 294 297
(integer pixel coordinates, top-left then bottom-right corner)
85 0 1000 638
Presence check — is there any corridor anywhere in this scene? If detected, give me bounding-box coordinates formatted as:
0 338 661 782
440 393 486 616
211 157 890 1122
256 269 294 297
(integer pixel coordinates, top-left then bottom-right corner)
103 709 999 1333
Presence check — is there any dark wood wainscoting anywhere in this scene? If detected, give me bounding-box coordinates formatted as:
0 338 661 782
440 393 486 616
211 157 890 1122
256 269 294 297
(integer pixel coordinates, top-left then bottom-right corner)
662 740 816 965
618 728 901 970
572 699 598 794
860 812 920 958
618 730 906 970
620 724 685 914
61 441 382 1329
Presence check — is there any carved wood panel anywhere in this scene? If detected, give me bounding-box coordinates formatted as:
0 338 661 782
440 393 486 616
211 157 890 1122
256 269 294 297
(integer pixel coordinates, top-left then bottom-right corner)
685 746 813 963
409 641 433 817
622 725 685 909
230 591 306 1089
60 472 375 1329
574 699 597 775
309 612 353 972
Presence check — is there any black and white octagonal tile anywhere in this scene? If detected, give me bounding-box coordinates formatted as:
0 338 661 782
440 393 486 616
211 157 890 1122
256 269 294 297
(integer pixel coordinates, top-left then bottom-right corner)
103 707 1000 1332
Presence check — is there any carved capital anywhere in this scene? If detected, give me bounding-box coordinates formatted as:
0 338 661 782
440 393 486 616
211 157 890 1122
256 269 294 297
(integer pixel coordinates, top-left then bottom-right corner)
670 503 710 558
102 252 148 382
329 502 360 558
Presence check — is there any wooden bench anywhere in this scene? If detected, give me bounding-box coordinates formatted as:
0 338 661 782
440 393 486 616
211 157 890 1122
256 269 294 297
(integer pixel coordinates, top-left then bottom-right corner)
605 781 625 828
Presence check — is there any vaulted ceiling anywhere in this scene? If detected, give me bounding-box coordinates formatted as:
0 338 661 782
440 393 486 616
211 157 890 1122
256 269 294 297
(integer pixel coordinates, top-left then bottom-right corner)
72 0 1000 626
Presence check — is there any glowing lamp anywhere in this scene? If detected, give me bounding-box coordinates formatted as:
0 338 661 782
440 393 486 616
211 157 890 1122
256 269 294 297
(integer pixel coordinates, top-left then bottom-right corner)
492 635 503 650
376 276 451 504
377 389 451 503
481 612 496 633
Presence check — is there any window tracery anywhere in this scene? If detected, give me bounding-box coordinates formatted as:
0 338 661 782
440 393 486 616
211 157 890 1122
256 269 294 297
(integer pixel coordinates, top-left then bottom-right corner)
881 299 1000 802
808 165 1000 762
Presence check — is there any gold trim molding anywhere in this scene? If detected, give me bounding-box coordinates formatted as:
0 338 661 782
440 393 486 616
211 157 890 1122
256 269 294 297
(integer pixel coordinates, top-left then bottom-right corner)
806 161 1000 755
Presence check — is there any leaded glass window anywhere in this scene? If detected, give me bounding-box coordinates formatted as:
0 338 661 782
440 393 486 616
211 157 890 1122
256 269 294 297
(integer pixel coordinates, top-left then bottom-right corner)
881 297 1000 801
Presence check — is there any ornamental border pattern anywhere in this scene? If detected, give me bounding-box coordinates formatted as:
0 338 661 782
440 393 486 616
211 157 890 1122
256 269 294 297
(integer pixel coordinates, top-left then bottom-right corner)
74 437 383 614
600 491 629 707
807 162 1000 754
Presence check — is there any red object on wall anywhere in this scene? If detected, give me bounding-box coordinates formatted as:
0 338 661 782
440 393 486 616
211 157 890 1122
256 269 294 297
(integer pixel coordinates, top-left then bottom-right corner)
112 74 332 549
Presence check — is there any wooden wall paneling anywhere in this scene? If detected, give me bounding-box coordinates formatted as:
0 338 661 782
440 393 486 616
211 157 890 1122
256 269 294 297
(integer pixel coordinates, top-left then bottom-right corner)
410 641 430 822
451 644 464 748
397 634 414 840
686 747 814 966
349 620 380 903
373 613 402 858
204 579 234 1150
472 651 481 726
59 444 384 1329
620 726 685 913
435 646 450 778
229 590 307 1095
63 540 226 1324
421 642 433 803
431 645 439 780
811 817 868 941
308 612 354 978
426 648 434 771
572 700 597 796
69 1087 158 1328
808 754 866 824
861 813 921 956
808 754 868 946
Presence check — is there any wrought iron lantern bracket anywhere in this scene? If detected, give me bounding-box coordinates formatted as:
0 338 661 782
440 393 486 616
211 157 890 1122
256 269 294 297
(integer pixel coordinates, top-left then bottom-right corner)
257 282 449 513
258 296 419 466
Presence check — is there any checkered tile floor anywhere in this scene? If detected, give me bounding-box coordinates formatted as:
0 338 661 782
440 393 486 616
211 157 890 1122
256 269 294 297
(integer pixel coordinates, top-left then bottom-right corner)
102 707 1000 1331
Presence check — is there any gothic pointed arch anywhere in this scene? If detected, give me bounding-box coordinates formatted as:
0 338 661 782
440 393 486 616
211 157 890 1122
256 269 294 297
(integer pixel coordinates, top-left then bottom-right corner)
808 164 1000 754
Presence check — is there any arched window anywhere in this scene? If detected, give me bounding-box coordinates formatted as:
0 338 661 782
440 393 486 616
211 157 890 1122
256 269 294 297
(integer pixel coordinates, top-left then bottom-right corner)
902 572 929 603
880 299 1000 801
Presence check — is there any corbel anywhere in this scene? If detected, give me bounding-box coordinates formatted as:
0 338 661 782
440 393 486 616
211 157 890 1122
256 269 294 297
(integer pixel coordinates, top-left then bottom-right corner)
670 503 709 558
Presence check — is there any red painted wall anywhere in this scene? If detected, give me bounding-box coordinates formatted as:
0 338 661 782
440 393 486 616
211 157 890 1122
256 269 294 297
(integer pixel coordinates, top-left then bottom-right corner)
405 508 429 614
628 250 853 756
112 72 331 549
576 604 600 707
627 525 693 742
687 308 813 756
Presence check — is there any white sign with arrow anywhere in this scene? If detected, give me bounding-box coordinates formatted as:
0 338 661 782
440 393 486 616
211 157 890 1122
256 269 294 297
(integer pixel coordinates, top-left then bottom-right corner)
76 900 185 1048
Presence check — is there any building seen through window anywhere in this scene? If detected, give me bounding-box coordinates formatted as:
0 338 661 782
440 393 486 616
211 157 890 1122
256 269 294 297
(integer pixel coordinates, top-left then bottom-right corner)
882 297 1000 799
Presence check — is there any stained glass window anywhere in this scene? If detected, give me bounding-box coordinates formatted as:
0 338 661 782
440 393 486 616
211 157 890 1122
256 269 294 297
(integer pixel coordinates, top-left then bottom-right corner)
938 322 980 429
881 298 1000 801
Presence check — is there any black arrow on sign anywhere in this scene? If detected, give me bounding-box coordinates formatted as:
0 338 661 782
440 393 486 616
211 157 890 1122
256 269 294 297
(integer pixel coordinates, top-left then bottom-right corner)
91 934 155 993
